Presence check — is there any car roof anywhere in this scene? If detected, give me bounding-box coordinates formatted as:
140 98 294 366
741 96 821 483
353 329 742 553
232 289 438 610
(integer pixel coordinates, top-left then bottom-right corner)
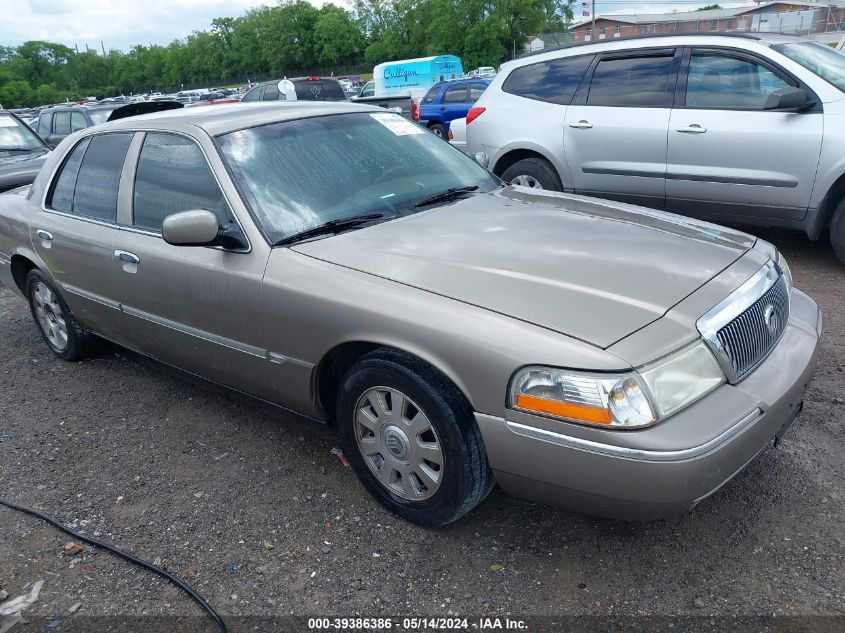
517 31 812 60
101 101 383 136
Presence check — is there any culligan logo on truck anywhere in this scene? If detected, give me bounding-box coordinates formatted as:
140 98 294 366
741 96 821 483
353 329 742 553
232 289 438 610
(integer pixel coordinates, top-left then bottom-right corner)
384 66 419 81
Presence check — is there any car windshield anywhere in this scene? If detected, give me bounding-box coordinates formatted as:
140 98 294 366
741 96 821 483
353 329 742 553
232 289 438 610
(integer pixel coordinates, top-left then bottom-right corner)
0 113 45 151
216 112 497 243
774 41 845 92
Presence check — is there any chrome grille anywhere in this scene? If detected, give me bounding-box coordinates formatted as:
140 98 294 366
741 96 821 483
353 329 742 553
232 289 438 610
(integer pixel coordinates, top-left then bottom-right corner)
715 276 789 381
696 260 789 384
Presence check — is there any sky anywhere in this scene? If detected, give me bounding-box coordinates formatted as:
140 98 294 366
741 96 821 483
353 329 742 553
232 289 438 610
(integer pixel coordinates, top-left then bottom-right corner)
2 0 752 52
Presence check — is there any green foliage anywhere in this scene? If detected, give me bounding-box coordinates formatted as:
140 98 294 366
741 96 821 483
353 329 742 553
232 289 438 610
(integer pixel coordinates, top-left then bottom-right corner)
0 0 575 108
697 4 722 10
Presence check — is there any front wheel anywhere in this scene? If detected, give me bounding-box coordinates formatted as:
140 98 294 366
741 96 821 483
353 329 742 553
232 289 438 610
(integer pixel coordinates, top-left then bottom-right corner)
501 157 563 191
336 349 494 526
26 269 93 361
830 198 845 265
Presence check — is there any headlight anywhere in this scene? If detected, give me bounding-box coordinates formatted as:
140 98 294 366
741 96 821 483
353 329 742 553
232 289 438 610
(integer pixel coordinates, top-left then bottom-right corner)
510 341 724 429
776 251 792 294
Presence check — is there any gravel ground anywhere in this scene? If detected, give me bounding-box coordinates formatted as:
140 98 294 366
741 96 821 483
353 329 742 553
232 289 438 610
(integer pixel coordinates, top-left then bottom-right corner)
0 228 843 629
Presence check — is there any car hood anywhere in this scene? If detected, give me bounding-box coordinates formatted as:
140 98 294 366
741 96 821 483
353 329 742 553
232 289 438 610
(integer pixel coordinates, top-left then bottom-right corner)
293 187 755 348
0 150 49 191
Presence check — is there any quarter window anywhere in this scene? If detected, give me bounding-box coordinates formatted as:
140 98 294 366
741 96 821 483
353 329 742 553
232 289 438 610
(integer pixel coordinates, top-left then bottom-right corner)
132 133 229 231
49 133 132 221
37 113 51 138
586 53 675 107
502 55 594 105
685 53 790 109
70 112 87 132
470 82 488 102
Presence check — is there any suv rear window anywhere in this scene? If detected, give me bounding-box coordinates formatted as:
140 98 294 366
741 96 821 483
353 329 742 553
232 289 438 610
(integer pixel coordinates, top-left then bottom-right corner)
502 55 593 105
293 79 346 101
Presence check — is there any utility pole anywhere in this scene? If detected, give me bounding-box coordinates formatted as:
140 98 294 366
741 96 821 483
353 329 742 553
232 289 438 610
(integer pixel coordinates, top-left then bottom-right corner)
101 41 106 57
592 0 596 35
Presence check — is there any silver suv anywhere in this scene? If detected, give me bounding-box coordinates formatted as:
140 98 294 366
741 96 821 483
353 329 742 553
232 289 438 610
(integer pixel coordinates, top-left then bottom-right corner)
467 33 845 263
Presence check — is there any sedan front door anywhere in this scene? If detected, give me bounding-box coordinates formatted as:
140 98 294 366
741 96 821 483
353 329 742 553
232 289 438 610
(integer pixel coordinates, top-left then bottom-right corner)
109 131 279 402
563 48 680 209
666 48 823 223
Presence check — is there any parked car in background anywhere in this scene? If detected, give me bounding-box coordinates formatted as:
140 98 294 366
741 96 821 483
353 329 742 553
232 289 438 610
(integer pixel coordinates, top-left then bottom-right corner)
417 77 490 137
358 81 375 98
448 117 467 152
0 102 821 526
240 77 347 102
474 66 497 77
466 32 845 263
36 105 124 147
0 109 51 193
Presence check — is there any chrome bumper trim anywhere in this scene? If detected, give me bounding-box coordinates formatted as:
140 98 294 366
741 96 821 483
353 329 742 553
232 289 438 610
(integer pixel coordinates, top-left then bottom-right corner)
504 408 762 462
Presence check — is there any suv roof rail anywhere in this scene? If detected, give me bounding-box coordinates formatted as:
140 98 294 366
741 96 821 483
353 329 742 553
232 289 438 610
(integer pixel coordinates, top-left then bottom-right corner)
518 31 762 59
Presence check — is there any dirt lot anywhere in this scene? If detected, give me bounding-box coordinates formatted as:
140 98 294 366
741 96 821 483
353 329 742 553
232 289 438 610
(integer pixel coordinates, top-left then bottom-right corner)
1 228 843 630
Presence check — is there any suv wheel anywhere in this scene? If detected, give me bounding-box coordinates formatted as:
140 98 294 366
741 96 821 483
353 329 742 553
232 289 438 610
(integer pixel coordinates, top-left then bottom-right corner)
336 349 494 526
830 198 845 265
428 123 445 138
502 157 562 191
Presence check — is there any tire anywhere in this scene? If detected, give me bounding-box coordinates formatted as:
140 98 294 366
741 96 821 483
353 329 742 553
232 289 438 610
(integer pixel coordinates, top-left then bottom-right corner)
336 348 494 526
501 157 563 191
25 269 94 361
830 197 845 265
428 123 445 138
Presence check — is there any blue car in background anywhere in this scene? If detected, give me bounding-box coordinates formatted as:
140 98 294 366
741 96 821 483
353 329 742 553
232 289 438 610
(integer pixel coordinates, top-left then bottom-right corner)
416 78 491 138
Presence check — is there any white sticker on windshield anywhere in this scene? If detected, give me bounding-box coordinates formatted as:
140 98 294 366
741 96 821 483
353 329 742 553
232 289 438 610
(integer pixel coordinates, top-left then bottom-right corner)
370 112 424 136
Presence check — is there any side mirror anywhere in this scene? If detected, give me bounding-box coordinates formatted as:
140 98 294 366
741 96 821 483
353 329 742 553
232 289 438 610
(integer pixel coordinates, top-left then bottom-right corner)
763 86 814 112
162 210 247 250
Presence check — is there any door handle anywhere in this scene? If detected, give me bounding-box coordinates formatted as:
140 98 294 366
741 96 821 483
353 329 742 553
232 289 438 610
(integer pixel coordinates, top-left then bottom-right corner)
114 250 140 265
569 120 593 129
36 230 53 241
677 124 707 134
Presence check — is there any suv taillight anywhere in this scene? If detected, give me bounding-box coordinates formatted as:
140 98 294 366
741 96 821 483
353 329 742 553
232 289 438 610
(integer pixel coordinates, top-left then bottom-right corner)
411 101 420 121
466 107 485 125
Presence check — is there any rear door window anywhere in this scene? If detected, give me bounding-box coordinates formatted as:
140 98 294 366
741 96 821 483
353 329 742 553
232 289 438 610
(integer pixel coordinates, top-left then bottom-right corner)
470 82 488 103
241 86 263 102
70 133 133 221
442 85 469 103
132 132 229 231
53 112 71 136
319 80 346 101
502 55 594 105
262 83 280 101
586 52 676 107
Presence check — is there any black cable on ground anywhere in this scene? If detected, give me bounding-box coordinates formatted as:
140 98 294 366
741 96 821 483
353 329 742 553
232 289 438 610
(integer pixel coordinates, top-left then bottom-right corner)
0 496 227 633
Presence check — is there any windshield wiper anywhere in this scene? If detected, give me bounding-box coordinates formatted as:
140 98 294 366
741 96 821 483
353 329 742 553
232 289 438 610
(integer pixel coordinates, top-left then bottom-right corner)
415 185 479 208
273 213 385 246
0 147 39 153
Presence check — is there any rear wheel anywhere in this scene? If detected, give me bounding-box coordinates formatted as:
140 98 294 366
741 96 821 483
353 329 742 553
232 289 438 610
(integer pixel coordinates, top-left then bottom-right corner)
428 123 445 138
830 198 845 265
25 269 93 361
336 349 494 526
501 157 563 191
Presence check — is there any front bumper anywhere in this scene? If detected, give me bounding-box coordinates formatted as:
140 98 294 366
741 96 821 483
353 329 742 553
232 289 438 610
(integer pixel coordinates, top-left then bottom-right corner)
475 288 822 519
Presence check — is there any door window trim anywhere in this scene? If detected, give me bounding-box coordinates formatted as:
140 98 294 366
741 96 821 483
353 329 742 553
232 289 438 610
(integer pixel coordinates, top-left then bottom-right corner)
673 45 822 112
42 133 129 228
120 129 252 253
572 46 682 108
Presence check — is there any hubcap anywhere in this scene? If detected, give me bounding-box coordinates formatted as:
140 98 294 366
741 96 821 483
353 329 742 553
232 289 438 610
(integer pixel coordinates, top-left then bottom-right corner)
354 387 444 501
32 282 69 352
511 174 544 189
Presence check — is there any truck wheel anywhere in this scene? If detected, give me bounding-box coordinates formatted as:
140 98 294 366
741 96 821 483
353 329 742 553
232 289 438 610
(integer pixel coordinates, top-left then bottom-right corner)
25 269 94 361
830 198 845 265
336 348 494 526
501 157 563 191
428 123 445 138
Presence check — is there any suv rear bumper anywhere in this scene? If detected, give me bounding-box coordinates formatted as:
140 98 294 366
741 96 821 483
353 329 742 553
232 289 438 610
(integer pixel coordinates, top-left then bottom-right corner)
475 288 822 519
